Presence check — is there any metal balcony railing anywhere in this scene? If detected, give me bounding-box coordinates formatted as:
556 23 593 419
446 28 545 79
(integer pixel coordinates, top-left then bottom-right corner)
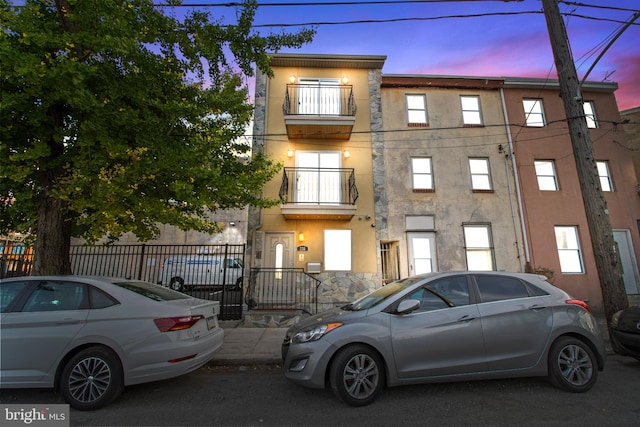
283 84 356 117
279 167 359 205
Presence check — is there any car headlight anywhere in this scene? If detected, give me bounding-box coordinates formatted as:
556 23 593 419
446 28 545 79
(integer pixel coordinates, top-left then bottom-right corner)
292 322 343 344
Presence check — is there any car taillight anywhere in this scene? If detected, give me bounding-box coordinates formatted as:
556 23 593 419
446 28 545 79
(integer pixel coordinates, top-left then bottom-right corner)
566 299 591 313
154 315 204 332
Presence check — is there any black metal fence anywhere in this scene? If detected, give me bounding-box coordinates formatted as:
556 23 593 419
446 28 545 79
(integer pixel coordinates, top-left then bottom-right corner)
1 244 245 320
245 268 321 314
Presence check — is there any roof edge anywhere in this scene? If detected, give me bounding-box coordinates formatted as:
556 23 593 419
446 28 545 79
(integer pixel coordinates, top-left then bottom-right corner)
269 53 387 69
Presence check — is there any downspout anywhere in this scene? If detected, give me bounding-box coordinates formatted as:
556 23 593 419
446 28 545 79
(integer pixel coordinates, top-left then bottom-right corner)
500 88 531 269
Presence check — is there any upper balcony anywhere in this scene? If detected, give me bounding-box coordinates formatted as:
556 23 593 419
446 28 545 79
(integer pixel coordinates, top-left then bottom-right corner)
279 167 358 220
283 84 356 140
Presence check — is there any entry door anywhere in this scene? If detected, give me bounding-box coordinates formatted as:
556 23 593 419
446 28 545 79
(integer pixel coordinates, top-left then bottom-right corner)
296 151 341 204
613 230 640 294
262 233 296 303
297 78 341 115
407 232 437 275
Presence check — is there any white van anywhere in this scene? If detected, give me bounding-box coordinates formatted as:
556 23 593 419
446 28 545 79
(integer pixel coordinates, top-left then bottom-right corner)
159 256 244 292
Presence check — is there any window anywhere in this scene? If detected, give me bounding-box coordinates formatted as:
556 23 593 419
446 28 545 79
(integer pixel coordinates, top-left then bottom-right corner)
534 160 558 191
22 281 87 312
324 229 351 271
407 276 470 312
463 224 494 271
411 157 434 191
597 161 613 192
583 101 597 128
406 94 427 125
523 99 545 127
297 78 341 115
475 276 530 302
1 281 28 313
554 226 584 273
461 96 482 125
295 151 341 204
469 158 492 191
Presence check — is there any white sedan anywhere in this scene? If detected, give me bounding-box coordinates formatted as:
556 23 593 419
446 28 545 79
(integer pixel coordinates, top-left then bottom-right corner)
0 276 224 410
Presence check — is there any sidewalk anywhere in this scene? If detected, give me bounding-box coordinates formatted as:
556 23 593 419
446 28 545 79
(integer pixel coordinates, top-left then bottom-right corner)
208 322 288 366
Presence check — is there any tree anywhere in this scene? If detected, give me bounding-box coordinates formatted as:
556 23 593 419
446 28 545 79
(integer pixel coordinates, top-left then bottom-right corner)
0 0 314 274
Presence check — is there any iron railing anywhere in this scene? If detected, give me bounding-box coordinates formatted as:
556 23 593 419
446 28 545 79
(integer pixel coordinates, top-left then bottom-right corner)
283 84 356 117
245 268 321 314
1 244 245 320
279 167 359 205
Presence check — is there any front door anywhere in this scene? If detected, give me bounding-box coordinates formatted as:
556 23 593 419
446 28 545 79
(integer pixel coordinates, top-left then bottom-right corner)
262 232 296 303
407 232 437 275
613 230 640 294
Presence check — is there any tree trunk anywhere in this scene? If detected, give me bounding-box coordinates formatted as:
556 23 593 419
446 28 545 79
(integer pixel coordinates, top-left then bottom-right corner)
32 191 72 275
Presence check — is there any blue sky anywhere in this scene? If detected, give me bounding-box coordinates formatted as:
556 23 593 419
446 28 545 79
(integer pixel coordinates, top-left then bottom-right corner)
214 0 639 110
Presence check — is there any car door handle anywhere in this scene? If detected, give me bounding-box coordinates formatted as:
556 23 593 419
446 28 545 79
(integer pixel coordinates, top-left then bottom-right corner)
528 305 547 311
56 319 83 325
458 314 476 323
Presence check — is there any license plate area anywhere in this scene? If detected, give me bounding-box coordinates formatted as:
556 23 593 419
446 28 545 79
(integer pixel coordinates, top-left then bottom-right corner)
206 316 217 330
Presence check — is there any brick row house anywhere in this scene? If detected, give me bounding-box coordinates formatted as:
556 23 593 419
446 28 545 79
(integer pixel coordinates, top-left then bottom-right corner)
247 53 640 318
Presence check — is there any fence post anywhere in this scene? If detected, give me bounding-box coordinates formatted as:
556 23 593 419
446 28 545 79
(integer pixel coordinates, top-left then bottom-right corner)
137 244 146 281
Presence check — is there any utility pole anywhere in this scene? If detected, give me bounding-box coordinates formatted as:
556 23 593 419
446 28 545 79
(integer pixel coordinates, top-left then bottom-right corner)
542 0 628 325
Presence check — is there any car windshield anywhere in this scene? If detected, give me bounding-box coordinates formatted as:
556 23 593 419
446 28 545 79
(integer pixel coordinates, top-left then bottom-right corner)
114 281 190 302
347 276 424 311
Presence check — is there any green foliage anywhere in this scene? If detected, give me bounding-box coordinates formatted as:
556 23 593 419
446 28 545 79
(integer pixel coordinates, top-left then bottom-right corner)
0 0 314 244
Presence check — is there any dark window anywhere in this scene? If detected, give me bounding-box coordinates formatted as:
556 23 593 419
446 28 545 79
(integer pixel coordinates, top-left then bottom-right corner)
114 281 190 301
407 276 470 312
1 281 28 313
90 286 119 309
22 281 86 312
475 276 529 302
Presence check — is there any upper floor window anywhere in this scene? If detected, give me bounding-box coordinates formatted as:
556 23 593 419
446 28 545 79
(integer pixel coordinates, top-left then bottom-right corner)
469 158 492 191
297 78 341 115
523 99 546 127
583 101 597 128
461 96 482 125
411 157 434 191
406 94 428 126
554 226 584 274
534 160 558 191
596 161 613 192
463 224 495 271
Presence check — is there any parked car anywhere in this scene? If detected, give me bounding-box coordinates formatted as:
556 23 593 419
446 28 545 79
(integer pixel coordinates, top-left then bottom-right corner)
159 255 244 291
281 271 606 407
609 305 640 360
0 276 224 410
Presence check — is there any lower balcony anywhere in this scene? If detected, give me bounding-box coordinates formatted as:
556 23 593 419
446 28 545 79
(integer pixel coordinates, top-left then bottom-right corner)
279 167 358 220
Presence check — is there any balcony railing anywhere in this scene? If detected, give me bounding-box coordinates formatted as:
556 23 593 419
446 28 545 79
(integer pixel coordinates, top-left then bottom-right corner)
279 167 358 206
283 84 356 117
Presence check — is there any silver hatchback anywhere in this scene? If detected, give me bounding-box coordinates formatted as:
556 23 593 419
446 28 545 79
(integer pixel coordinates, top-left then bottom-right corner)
282 271 606 406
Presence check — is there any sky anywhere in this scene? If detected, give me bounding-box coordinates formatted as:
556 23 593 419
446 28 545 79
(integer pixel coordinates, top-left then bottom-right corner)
193 0 639 111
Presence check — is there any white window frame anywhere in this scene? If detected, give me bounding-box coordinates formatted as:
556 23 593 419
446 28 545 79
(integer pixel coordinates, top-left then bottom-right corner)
324 229 351 271
411 157 434 190
461 95 482 125
406 94 427 125
583 101 598 129
597 161 613 192
463 224 495 271
297 78 341 116
469 158 492 191
554 226 584 274
534 160 559 191
523 99 546 127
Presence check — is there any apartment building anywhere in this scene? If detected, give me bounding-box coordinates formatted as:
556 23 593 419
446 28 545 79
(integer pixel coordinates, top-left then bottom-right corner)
248 54 387 310
502 79 640 313
377 75 525 282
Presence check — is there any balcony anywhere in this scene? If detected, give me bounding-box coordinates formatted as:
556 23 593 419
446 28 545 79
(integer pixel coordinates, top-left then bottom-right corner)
283 84 356 140
279 167 358 220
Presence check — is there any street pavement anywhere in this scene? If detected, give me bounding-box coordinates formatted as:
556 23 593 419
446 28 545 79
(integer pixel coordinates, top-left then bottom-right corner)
208 322 287 366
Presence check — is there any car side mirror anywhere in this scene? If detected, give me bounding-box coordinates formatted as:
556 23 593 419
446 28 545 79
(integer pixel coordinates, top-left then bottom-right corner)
397 299 420 314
